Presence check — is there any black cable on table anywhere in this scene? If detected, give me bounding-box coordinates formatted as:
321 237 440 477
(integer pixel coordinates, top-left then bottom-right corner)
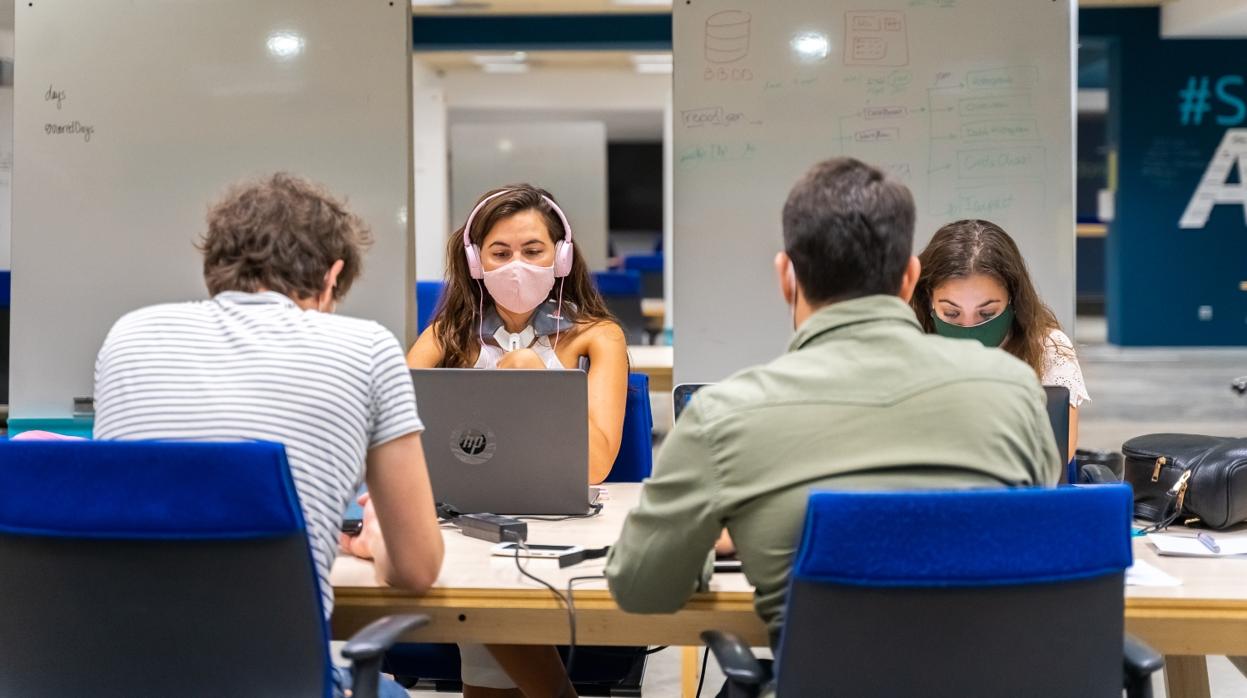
696 646 710 696
564 574 607 676
514 503 604 522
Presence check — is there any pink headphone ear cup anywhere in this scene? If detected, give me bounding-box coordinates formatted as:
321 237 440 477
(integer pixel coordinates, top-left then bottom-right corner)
465 245 484 280
554 241 574 278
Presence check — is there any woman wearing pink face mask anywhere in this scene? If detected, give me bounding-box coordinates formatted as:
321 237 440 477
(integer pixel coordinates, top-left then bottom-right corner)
405 184 628 697
408 184 627 484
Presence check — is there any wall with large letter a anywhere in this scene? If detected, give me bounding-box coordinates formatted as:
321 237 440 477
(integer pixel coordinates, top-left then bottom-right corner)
1083 8 1247 345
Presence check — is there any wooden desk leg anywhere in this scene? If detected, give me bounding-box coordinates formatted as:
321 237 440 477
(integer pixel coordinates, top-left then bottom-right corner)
682 646 700 698
1165 655 1211 698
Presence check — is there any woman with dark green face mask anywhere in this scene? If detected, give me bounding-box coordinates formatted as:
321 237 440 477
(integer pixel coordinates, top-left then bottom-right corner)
911 219 1089 459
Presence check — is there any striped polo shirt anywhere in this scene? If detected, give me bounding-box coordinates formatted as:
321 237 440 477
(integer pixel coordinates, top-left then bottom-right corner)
94 291 424 618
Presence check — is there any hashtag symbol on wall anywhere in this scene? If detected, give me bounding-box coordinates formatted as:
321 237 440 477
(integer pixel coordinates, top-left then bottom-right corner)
1179 76 1212 126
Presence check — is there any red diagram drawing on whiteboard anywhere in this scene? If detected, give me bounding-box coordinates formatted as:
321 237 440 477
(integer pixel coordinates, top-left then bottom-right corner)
843 11 909 67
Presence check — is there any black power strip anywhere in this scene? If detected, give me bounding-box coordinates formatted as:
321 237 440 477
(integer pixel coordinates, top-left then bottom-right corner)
456 512 528 543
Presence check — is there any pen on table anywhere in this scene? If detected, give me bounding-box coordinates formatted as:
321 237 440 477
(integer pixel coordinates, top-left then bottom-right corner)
1196 532 1220 553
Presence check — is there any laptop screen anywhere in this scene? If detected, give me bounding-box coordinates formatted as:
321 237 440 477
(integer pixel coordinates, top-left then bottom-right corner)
673 383 710 422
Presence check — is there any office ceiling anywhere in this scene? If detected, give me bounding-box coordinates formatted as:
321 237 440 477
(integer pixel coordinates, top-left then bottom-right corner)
418 50 657 70
412 0 1165 15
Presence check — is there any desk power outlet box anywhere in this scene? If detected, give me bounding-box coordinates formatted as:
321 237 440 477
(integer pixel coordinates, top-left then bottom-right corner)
457 513 527 544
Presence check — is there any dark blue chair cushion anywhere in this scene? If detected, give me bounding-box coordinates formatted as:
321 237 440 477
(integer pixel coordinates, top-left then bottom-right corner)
794 485 1134 587
593 270 642 297
623 254 663 273
0 440 304 539
604 373 654 483
416 280 445 334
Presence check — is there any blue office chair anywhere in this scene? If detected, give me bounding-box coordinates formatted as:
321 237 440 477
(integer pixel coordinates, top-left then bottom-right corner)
0 440 426 698
593 270 646 344
416 280 445 334
605 372 654 483
703 486 1163 698
622 254 663 299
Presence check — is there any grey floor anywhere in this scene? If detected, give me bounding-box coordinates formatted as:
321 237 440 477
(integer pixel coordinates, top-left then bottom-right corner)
397 316 1247 696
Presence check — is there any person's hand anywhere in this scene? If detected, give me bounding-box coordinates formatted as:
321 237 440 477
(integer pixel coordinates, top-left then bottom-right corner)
714 529 737 558
497 348 546 370
339 492 383 560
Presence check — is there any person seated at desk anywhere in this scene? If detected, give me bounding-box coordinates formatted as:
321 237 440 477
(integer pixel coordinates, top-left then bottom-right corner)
910 219 1090 457
406 184 628 485
604 157 1062 675
403 184 628 698
92 173 444 698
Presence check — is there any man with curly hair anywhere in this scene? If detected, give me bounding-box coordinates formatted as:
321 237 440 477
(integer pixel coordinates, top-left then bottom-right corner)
93 173 443 696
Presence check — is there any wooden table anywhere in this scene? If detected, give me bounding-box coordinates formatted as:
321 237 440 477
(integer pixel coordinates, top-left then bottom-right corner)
627 345 673 393
1126 527 1247 698
331 484 762 647
331 485 1247 698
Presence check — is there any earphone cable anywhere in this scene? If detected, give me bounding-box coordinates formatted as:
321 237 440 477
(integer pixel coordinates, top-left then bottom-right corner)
553 276 566 353
475 279 486 350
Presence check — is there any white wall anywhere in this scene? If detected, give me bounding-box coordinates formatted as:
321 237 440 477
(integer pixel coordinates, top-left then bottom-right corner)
662 88 673 334
450 121 609 272
440 69 670 113
417 67 669 276
413 58 449 281
1163 0 1247 37
0 27 12 270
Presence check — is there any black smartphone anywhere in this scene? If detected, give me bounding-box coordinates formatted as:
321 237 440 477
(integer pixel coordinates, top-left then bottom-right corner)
713 560 743 574
341 497 365 535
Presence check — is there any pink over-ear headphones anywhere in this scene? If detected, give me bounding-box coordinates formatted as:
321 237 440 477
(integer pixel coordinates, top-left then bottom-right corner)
462 189 575 280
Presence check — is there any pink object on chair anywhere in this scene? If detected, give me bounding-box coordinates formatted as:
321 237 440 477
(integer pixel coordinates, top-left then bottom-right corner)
11 430 86 441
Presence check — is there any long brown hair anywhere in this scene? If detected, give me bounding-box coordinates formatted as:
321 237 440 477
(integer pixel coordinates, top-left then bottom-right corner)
911 219 1064 375
431 184 616 368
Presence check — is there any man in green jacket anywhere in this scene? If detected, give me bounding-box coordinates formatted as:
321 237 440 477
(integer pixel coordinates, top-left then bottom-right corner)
605 157 1062 650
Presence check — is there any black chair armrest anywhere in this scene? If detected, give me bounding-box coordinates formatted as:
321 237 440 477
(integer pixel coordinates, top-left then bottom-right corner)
1123 633 1164 698
1079 463 1119 484
701 630 766 698
343 614 429 698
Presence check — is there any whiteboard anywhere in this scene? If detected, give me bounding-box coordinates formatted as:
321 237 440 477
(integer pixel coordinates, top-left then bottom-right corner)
12 0 412 418
674 0 1074 384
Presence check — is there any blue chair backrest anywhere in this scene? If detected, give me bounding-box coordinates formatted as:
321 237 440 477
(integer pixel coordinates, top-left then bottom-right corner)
776 486 1134 697
416 280 445 334
593 272 646 344
604 373 653 483
622 254 663 273
0 440 333 697
593 270 641 297
623 254 663 298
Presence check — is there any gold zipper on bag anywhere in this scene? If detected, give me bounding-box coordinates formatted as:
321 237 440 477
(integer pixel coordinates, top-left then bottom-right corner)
1151 456 1168 482
1170 470 1193 513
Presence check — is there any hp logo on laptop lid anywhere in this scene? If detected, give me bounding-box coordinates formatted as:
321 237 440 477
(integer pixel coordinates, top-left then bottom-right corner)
450 424 497 465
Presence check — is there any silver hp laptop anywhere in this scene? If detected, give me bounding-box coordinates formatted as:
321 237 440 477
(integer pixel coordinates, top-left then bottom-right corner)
410 369 593 515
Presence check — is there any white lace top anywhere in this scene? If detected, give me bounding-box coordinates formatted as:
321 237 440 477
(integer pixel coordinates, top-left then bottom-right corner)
1040 329 1090 408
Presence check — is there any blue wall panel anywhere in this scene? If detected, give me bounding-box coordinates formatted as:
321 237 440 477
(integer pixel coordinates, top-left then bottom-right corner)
1083 8 1247 345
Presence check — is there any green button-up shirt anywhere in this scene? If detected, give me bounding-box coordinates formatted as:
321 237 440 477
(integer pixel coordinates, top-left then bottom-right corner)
605 295 1062 647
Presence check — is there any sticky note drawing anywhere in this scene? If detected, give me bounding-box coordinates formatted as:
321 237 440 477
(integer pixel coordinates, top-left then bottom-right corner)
844 11 909 67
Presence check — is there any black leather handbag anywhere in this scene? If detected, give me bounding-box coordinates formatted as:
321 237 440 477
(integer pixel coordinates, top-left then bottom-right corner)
1122 433 1247 530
